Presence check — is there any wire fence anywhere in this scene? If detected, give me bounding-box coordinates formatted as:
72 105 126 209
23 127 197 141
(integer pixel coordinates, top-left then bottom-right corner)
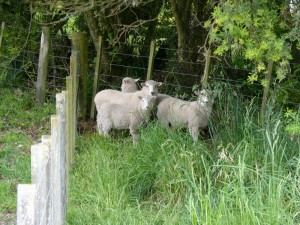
1 23 300 109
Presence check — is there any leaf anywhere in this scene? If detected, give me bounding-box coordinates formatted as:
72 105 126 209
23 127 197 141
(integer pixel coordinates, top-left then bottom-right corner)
257 63 265 72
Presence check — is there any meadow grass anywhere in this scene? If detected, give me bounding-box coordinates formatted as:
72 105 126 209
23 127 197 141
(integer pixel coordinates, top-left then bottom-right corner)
0 88 54 222
67 88 300 225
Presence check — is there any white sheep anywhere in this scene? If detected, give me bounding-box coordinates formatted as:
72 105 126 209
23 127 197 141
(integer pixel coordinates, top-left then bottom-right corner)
94 80 163 113
156 89 214 143
121 77 140 93
97 95 156 143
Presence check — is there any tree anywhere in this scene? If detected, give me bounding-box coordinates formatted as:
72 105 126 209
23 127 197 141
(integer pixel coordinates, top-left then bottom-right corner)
206 0 293 119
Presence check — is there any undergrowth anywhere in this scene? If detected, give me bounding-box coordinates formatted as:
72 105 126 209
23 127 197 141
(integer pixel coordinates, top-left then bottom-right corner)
67 87 300 225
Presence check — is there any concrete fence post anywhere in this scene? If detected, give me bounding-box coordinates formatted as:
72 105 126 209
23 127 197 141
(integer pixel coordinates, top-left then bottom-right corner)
17 184 36 225
41 135 52 224
51 92 67 225
31 143 50 225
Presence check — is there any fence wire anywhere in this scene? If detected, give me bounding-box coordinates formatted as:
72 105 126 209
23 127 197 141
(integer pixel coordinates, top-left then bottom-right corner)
1 23 299 108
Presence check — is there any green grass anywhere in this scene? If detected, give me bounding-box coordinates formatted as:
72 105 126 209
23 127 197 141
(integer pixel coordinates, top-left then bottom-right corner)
67 88 300 225
0 88 54 219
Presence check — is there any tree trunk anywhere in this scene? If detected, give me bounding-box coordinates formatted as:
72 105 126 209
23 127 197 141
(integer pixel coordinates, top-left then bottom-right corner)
260 61 274 122
170 0 193 61
84 10 101 49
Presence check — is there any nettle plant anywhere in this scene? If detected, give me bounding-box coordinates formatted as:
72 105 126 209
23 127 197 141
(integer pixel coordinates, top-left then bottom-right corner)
205 0 292 84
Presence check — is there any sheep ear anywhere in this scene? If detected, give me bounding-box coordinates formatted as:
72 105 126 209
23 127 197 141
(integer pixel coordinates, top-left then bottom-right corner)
157 82 163 87
194 90 200 96
135 78 140 82
141 82 146 87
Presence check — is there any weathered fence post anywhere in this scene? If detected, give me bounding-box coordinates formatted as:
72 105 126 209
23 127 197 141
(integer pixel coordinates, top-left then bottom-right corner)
50 114 61 225
66 77 74 167
90 36 103 120
69 48 80 163
0 22 5 52
260 61 274 122
36 26 50 107
50 92 67 225
41 135 52 224
17 184 36 225
146 41 156 81
202 48 211 89
31 143 50 225
71 32 88 120
62 89 71 193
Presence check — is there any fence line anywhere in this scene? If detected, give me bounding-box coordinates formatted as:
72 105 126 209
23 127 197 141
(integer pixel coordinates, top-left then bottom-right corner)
16 58 77 225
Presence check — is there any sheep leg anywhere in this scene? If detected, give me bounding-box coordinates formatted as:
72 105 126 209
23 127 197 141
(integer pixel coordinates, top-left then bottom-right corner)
96 115 104 135
130 127 139 144
102 125 111 137
99 117 111 137
189 126 199 143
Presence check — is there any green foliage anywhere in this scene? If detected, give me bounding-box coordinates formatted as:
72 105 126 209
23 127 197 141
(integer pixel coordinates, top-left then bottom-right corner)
285 108 300 135
207 0 292 82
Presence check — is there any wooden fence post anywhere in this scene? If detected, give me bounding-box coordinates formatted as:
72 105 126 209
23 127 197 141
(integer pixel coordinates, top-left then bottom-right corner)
71 32 88 120
36 26 50 107
146 41 156 81
66 76 74 166
260 60 274 122
0 22 5 52
202 48 211 89
70 49 79 163
17 184 36 225
31 143 50 225
90 36 103 120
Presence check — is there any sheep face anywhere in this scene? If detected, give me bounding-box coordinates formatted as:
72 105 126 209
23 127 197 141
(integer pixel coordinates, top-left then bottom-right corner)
195 89 213 106
121 77 140 93
138 95 156 110
122 77 140 85
141 80 163 96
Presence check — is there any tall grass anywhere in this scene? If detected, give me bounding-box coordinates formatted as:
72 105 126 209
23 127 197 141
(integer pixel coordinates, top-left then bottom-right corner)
67 87 300 225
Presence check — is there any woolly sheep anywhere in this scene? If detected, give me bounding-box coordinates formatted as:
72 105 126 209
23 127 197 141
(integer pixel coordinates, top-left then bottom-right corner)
94 80 163 112
121 77 140 93
97 95 156 143
156 89 214 143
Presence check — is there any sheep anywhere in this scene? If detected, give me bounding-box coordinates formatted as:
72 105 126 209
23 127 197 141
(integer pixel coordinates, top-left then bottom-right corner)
97 95 156 143
121 77 140 93
94 80 163 113
156 89 214 143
